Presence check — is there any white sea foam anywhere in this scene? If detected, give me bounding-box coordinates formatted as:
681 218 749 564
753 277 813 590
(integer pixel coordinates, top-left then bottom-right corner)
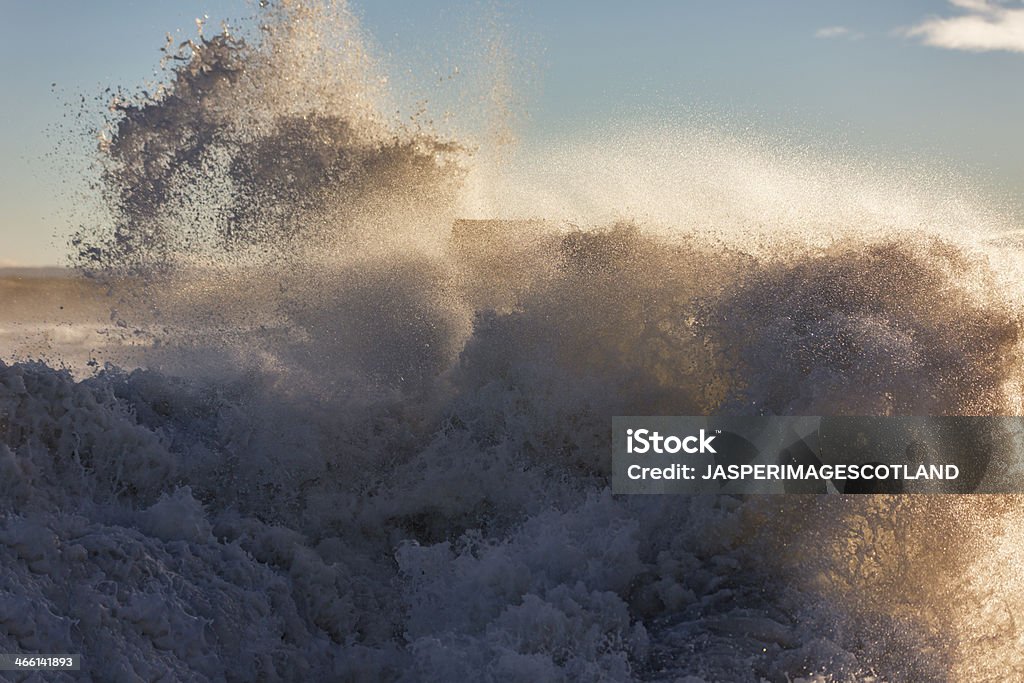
4 1 1024 680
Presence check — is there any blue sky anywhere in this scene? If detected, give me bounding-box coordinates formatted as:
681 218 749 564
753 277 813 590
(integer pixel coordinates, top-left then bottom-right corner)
2 0 1023 265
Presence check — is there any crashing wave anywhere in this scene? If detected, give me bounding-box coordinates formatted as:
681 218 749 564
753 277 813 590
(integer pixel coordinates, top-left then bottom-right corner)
4 1 1024 680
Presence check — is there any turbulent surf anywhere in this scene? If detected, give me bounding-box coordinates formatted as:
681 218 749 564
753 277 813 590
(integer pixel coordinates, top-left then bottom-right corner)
3 1 1024 681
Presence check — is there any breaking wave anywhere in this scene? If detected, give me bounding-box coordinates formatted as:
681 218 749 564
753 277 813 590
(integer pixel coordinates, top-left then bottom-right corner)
4 1 1024 680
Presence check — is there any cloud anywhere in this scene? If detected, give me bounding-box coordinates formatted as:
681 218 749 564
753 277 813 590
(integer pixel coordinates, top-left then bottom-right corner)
904 0 1024 53
815 25 864 40
816 26 849 38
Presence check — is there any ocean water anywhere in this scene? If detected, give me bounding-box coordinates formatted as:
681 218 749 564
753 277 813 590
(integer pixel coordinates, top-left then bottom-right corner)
3 2 1024 681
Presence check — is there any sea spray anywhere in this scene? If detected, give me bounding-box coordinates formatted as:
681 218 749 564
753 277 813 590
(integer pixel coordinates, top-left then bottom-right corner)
3 1 1024 680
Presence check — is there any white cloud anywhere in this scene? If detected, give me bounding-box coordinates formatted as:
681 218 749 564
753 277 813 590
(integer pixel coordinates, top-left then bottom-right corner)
904 0 1024 53
815 25 864 40
816 26 849 38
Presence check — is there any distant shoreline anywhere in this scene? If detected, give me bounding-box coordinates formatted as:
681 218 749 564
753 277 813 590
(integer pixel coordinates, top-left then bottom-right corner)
0 266 73 278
